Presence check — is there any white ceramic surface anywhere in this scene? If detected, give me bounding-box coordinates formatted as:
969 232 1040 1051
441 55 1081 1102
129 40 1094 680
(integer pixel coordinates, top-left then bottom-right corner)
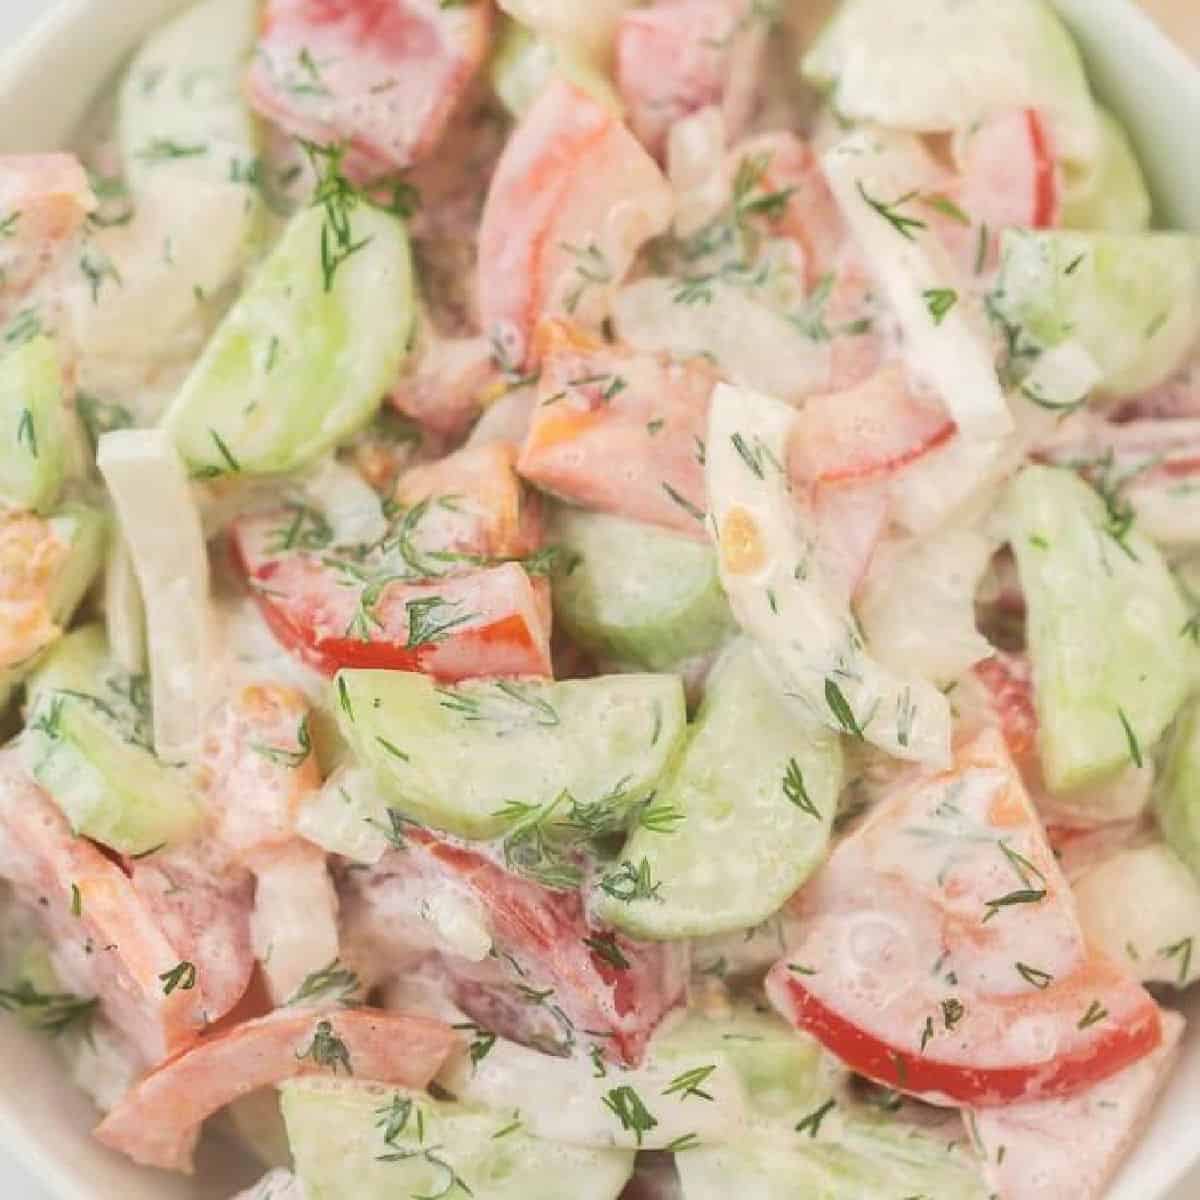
0 2 1199 1199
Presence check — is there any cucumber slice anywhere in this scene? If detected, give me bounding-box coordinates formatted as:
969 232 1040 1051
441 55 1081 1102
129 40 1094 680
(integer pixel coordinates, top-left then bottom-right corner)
593 641 840 939
22 627 203 857
1156 699 1200 879
1007 465 1191 792
295 765 391 866
25 624 110 707
439 1028 748 1149
163 201 415 478
678 1136 988 1200
491 17 623 118
118 0 262 198
281 1078 634 1200
334 670 686 840
0 337 66 514
1061 108 1152 233
991 229 1200 396
42 504 108 626
549 505 735 672
803 0 1099 167
653 1002 835 1127
1073 843 1200 988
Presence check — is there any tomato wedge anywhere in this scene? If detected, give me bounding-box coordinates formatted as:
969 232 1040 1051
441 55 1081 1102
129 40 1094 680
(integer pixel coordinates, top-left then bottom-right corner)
788 366 956 490
389 329 499 438
93 1005 458 1170
0 511 69 671
247 0 492 174
395 441 543 567
730 132 848 288
615 0 766 160
0 752 217 1063
478 80 673 370
204 684 321 856
518 318 716 539
0 153 93 320
940 108 1060 273
232 514 553 680
764 730 1162 1106
352 830 687 1067
957 108 1060 234
971 652 1039 767
967 1009 1184 1200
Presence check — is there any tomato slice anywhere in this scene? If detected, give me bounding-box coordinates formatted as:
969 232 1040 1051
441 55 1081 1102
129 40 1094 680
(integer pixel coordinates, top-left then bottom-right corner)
966 1009 1184 1200
0 751 234 1064
972 652 1039 766
518 318 716 539
0 153 93 321
93 1005 458 1170
811 478 891 604
764 730 1162 1106
729 132 848 288
247 0 492 174
788 366 956 489
232 514 553 680
615 0 766 160
395 441 543 566
389 329 500 438
478 80 673 370
204 684 321 856
351 829 687 1067
0 511 69 671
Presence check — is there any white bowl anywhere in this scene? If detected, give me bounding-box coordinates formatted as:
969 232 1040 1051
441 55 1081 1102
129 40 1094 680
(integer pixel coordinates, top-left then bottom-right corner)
1 2 1199 1198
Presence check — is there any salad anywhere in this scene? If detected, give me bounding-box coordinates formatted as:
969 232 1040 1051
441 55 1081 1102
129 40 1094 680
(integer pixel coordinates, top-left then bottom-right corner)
0 0 1198 1197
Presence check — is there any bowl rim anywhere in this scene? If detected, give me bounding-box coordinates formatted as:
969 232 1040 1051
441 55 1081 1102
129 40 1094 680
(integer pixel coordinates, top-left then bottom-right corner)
0 3 1199 1200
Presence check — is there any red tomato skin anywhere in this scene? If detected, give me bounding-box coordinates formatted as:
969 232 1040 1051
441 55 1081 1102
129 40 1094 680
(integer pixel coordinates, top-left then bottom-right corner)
767 962 1161 1107
414 831 686 1066
232 521 553 682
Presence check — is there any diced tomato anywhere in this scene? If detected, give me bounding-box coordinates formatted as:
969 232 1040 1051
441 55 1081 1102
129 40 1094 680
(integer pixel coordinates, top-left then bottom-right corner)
811 478 891 604
518 318 716 539
788 366 956 490
204 684 321 855
413 831 686 1066
0 752 208 1063
1114 361 1200 422
972 652 1039 765
967 1009 1184 1200
130 845 256 1032
232 514 553 680
942 108 1060 274
478 80 673 370
956 109 1059 231
0 154 93 319
729 132 847 288
615 0 766 161
247 0 492 175
93 1005 458 1170
765 730 1162 1106
248 841 340 1005
389 330 500 439
0 511 68 671
395 441 543 566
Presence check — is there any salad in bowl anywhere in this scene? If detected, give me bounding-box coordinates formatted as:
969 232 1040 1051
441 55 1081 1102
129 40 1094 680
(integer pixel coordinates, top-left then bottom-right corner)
0 1 1199 1198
